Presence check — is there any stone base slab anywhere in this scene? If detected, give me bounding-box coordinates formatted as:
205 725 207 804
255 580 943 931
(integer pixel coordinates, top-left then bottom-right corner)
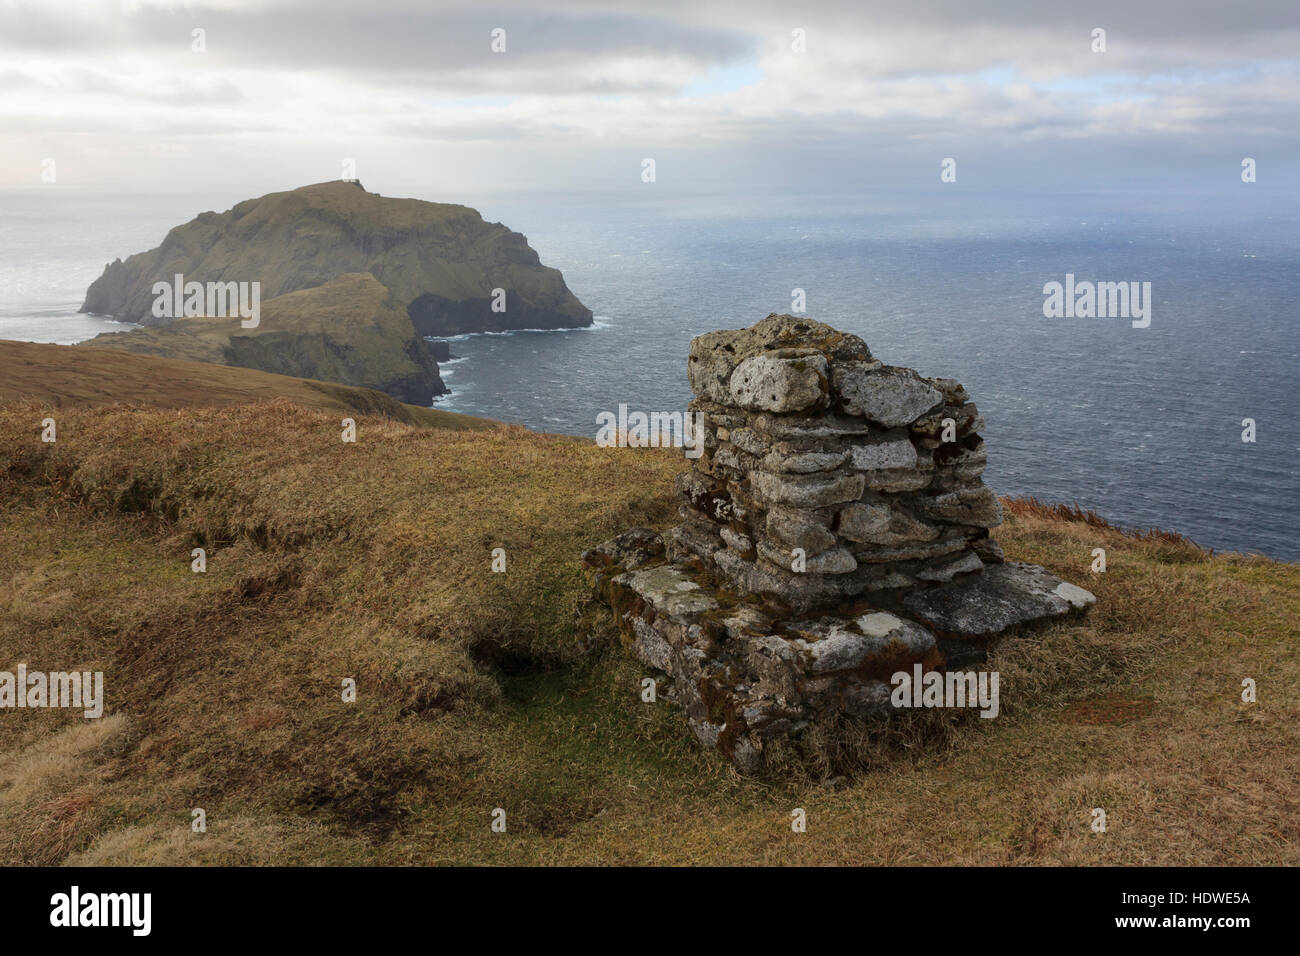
583 528 1095 772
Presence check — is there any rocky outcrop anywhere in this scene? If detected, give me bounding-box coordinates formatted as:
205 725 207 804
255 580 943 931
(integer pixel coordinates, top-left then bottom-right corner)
81 180 592 336
81 273 447 404
584 315 1095 772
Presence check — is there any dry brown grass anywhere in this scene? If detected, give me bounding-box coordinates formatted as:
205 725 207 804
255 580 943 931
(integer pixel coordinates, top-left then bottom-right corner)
0 399 1295 866
0 340 494 431
1002 495 1213 553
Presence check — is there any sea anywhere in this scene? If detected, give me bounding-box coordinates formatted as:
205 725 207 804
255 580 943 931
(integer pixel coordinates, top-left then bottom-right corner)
1 184 1296 559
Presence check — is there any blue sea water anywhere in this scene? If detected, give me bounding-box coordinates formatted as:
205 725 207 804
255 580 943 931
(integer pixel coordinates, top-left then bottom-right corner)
1 185 1296 559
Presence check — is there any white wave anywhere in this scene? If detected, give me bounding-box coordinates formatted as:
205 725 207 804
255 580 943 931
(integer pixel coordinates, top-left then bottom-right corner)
433 318 612 342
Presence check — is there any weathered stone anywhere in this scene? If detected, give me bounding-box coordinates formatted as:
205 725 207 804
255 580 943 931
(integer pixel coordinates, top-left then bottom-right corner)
863 468 934 493
758 540 857 575
687 399 748 431
750 470 865 509
721 606 774 642
835 365 943 426
731 737 763 775
688 314 870 404
766 505 837 554
729 349 828 413
788 612 936 674
629 615 675 671
713 442 757 476
864 471 935 493
859 567 917 591
849 434 917 471
762 446 850 474
614 564 720 623
848 435 934 491
838 502 939 546
914 549 984 582
849 534 970 564
581 527 664 571
713 549 865 612
690 719 723 750
751 413 872 441
664 520 720 563
676 470 743 523
913 402 980 437
902 561 1096 637
933 438 988 482
912 404 983 452
806 547 858 575
746 632 798 664
917 486 1003 527
720 526 756 559
728 427 770 456
928 377 969 406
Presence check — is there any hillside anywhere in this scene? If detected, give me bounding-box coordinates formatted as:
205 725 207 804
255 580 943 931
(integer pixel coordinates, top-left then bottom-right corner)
0 339 492 430
0 400 1295 866
81 273 447 403
81 180 593 336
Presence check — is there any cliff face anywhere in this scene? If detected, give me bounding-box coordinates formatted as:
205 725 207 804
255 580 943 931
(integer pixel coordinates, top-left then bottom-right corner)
80 180 593 335
81 273 448 404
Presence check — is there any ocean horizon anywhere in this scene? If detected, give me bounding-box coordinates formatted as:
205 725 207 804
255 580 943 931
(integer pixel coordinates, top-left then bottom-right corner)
2 184 1296 560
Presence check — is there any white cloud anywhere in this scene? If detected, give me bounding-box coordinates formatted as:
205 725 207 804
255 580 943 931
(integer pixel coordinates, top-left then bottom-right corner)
1 0 1297 191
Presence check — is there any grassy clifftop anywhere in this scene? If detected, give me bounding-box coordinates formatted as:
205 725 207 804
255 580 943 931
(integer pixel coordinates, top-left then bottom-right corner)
0 339 491 430
81 273 448 403
0 399 1294 865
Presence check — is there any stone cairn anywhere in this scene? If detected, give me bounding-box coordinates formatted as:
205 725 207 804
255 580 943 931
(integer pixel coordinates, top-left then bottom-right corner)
584 315 1095 772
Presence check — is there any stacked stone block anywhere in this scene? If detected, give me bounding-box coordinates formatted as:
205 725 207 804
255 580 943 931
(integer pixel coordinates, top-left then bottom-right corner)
582 314 1096 773
669 314 1003 615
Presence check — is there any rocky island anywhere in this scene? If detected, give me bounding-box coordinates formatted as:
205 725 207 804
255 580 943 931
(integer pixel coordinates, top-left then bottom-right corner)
77 180 591 401
82 180 592 336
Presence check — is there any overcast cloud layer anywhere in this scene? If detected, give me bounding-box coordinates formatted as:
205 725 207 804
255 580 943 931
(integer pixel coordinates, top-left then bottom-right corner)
2 0 1298 196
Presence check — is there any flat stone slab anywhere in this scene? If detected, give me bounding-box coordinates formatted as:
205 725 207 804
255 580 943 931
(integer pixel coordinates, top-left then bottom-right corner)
613 564 720 623
587 530 1096 773
901 561 1095 638
581 526 664 571
787 611 936 674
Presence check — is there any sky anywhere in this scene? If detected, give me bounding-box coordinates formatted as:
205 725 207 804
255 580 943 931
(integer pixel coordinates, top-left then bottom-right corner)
2 0 1299 197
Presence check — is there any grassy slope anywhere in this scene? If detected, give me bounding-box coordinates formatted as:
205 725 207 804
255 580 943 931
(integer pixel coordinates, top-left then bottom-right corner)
0 401 1295 866
0 340 491 431
81 273 446 402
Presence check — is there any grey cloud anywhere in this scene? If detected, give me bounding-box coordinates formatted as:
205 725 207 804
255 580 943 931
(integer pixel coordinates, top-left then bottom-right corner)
0 2 755 74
